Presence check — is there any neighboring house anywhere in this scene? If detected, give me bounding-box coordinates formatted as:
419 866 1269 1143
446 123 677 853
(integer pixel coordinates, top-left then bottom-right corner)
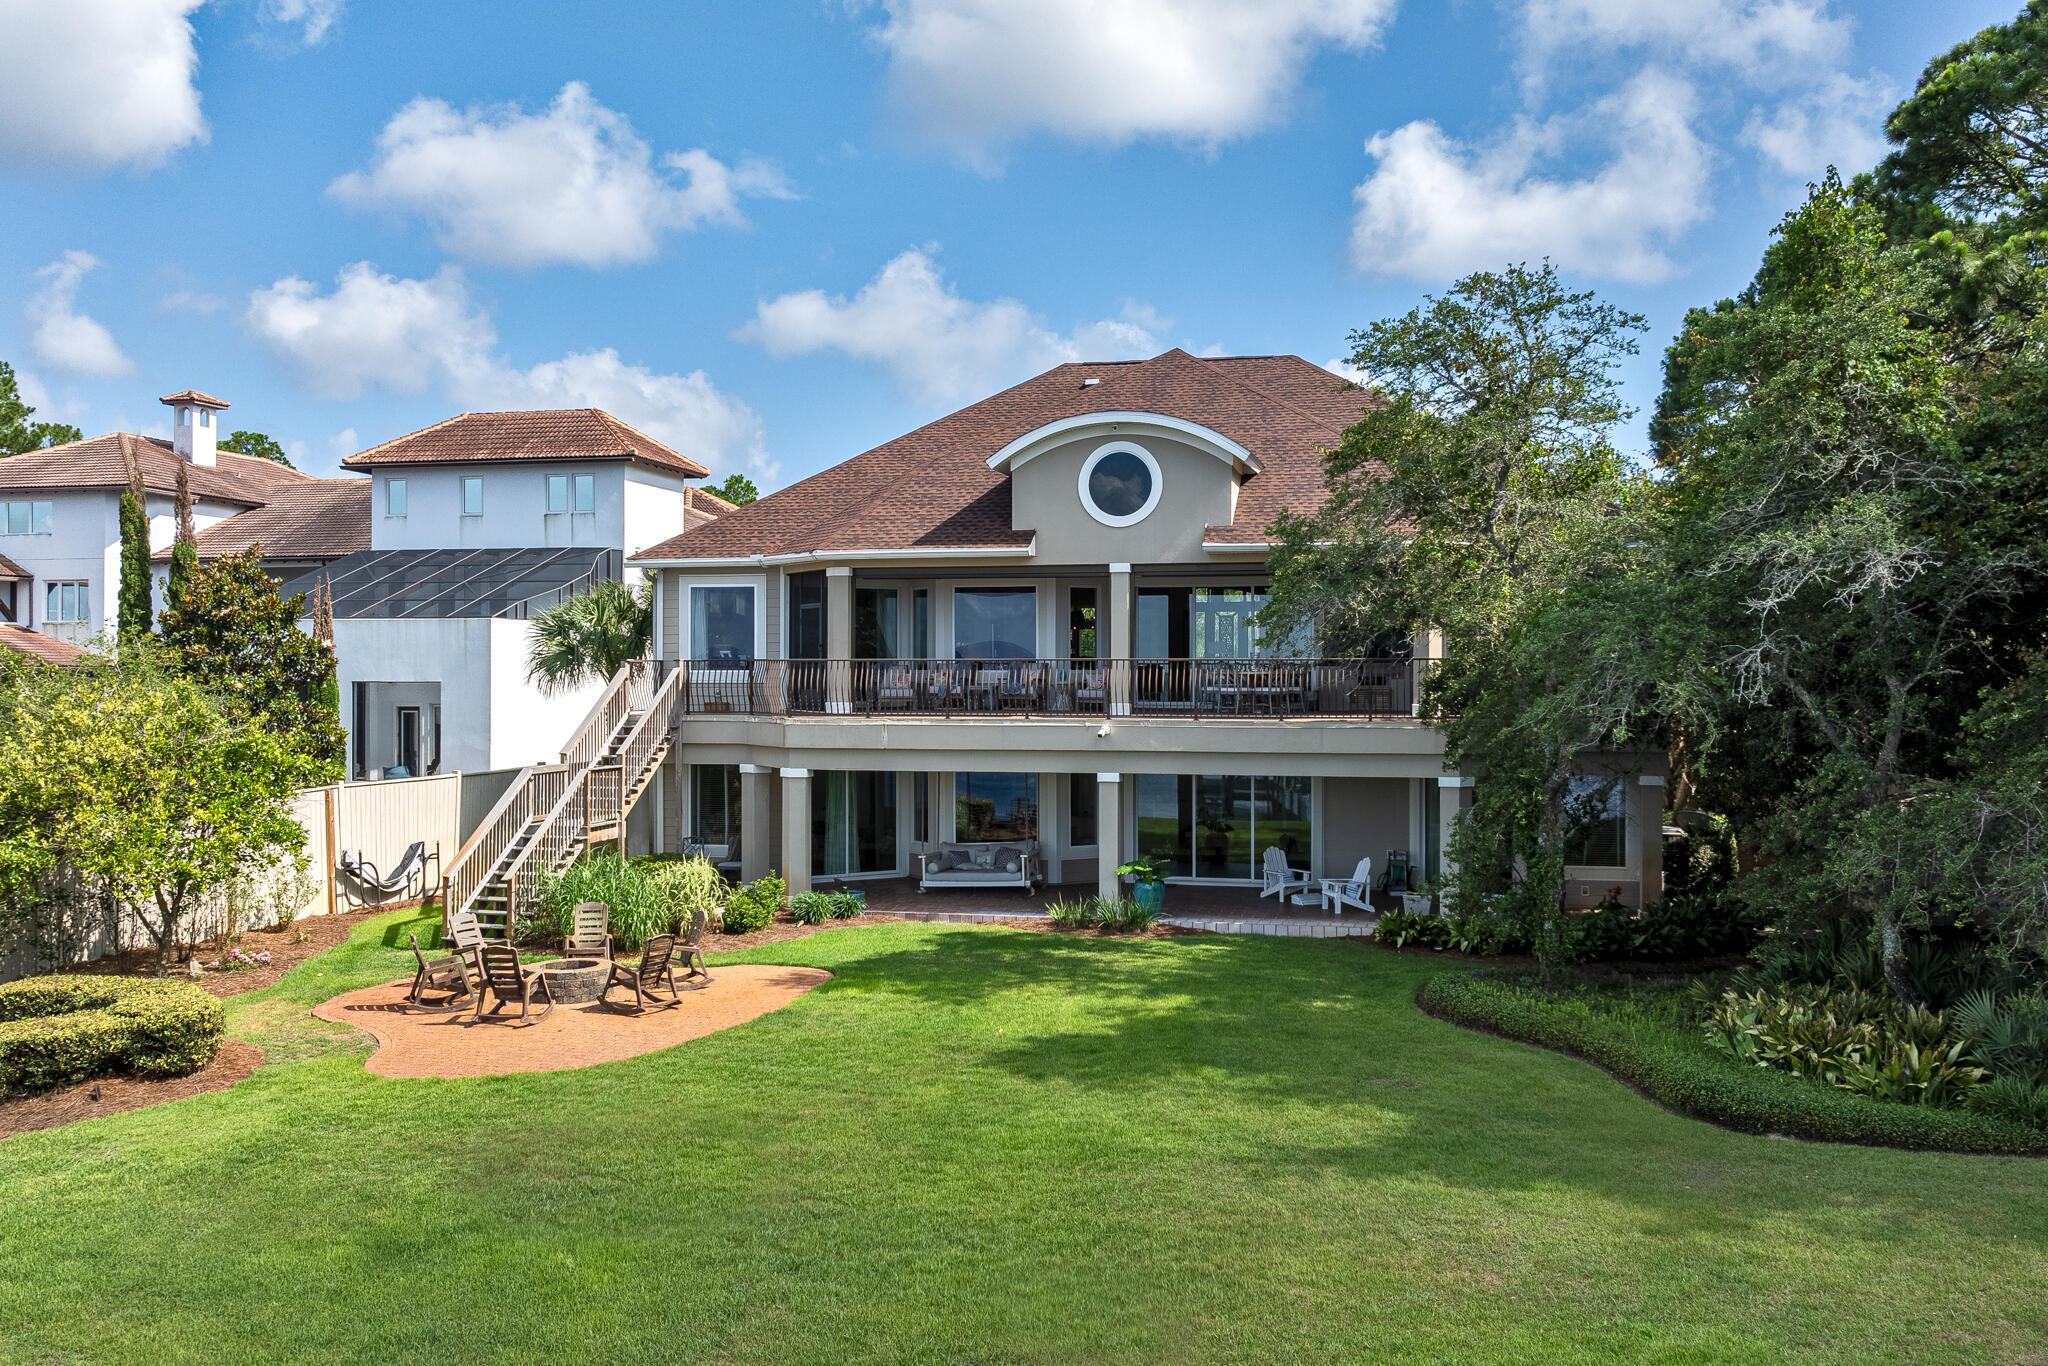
613 349 1666 908
0 390 312 647
283 409 715 781
153 478 370 583
0 622 89 667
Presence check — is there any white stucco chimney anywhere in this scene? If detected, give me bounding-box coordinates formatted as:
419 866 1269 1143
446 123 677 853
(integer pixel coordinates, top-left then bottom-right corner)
159 389 229 466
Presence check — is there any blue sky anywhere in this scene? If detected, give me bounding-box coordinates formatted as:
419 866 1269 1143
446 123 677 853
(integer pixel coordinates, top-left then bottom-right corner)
0 1 2017 488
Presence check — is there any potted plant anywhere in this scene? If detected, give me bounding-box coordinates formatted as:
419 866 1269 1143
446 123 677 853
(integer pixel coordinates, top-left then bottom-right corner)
1118 855 1171 916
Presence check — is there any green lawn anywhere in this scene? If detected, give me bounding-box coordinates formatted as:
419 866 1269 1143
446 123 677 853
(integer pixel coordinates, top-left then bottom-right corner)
2 915 2045 1365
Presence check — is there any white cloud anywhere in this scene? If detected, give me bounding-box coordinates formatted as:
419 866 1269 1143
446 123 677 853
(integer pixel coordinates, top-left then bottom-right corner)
329 82 794 268
1323 357 1369 385
1517 0 1848 87
25 252 133 377
0 0 206 170
1349 70 1710 284
1742 71 1896 178
159 289 226 317
867 0 1393 162
246 262 772 479
738 248 1161 405
259 0 344 45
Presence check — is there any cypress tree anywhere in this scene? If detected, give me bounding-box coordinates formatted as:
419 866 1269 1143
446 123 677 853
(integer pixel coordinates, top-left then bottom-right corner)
166 459 198 609
116 488 151 642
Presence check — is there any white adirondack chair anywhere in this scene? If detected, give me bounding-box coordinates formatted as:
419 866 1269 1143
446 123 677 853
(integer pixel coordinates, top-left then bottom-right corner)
1321 857 1373 916
1260 845 1311 901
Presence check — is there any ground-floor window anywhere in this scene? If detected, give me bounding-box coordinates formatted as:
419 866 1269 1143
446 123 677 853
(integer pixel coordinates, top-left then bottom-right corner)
814 770 896 875
692 764 740 846
1135 774 1312 879
955 771 1037 842
1563 776 1627 867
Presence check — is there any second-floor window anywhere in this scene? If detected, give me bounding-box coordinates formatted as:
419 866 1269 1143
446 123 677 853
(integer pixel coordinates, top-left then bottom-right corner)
45 581 89 623
547 474 596 514
386 479 408 517
462 477 483 516
691 585 755 663
4 501 53 535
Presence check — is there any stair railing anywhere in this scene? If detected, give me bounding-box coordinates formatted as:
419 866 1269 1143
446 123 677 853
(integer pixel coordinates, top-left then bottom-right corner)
608 661 685 821
560 658 655 769
443 763 569 919
502 767 592 930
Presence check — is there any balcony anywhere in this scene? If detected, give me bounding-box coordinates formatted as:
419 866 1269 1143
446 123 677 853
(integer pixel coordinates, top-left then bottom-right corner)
677 658 1423 720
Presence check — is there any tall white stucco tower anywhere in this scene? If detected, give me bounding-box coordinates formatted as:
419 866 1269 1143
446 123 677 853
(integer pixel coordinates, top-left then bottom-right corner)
159 389 230 467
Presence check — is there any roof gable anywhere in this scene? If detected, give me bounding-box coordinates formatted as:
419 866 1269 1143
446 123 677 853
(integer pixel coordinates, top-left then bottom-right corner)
343 409 709 478
0 432 309 506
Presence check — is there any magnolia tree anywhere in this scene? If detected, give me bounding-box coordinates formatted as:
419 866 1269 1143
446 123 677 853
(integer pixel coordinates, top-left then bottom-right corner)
0 654 317 972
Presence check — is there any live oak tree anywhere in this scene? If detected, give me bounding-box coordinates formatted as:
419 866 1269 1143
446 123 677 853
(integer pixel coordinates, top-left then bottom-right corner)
219 430 294 469
0 655 314 973
1263 263 1664 927
157 545 346 776
709 473 758 506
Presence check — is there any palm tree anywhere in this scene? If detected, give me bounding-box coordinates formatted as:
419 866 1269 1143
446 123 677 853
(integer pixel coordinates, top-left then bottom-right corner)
526 577 652 696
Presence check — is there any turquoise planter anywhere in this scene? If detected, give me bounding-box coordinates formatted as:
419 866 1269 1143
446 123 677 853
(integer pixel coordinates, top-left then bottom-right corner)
1132 880 1165 916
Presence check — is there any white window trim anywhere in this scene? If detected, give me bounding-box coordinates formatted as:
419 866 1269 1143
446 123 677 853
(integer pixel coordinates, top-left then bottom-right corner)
685 580 766 665
385 478 408 518
461 477 484 517
1078 441 1163 528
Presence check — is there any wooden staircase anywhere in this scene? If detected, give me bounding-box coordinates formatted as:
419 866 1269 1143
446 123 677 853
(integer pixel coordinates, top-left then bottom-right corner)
442 659 683 938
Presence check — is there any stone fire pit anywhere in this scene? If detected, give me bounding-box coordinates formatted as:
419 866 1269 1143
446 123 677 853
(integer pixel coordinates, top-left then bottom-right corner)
534 956 610 1005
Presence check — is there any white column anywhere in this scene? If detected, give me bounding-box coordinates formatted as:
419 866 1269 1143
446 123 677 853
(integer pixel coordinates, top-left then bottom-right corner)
780 767 812 890
1097 772 1121 903
1107 562 1132 716
1637 775 1667 905
1437 775 1473 887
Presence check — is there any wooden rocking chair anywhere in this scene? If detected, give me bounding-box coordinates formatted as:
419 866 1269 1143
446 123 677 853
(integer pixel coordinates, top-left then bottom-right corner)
406 932 473 1011
603 929 688 1013
675 909 711 987
563 901 613 958
472 942 554 1025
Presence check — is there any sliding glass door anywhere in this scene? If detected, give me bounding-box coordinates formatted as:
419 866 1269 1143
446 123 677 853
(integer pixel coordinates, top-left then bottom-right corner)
1133 774 1312 880
812 771 898 877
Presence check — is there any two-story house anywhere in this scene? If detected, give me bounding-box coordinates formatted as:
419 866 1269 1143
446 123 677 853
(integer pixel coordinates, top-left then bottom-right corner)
618 349 1665 907
0 391 329 645
281 409 720 780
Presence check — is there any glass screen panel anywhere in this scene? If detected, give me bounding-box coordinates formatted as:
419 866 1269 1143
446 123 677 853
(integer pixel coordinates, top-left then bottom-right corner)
691 586 756 663
954 588 1036 659
955 772 1037 842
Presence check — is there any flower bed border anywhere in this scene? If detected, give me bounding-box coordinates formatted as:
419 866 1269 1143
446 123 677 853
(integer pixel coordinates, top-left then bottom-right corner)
1416 970 2048 1157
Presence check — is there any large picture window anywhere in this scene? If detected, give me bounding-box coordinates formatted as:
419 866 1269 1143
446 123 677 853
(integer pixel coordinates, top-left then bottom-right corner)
956 772 1037 842
4 501 53 535
44 581 89 624
814 771 897 876
1562 776 1628 867
691 585 756 663
954 588 1036 659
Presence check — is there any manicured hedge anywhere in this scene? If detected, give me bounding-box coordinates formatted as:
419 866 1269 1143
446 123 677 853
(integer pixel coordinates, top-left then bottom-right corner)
0 975 225 1094
1417 971 2048 1157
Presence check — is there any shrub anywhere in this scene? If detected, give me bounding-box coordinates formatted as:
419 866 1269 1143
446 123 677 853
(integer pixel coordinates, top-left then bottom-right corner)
0 975 224 1094
534 851 665 950
1418 971 2048 1155
824 891 864 919
1969 1074 2048 1129
789 891 833 926
1375 907 1452 950
722 874 784 934
1701 983 1986 1107
1045 895 1155 931
1046 896 1093 929
640 857 726 937
1109 894 1158 931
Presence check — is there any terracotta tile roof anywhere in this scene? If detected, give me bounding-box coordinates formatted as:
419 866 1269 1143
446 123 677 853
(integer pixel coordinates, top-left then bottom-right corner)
0 432 310 506
0 552 27 581
0 624 90 666
343 409 709 478
152 479 371 565
158 389 230 409
632 350 1369 562
683 484 737 530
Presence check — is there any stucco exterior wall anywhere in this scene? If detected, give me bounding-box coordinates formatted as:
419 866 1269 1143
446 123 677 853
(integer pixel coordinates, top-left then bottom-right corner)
488 617 604 769
368 462 629 552
1009 433 1236 563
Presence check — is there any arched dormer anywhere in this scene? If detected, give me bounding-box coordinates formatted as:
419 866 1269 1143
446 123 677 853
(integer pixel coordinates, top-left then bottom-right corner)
988 411 1258 562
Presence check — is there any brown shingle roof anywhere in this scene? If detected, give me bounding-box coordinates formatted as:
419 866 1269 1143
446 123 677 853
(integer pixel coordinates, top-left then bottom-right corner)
0 432 310 506
0 624 90 666
0 552 27 581
631 350 1368 562
152 479 370 565
343 409 709 478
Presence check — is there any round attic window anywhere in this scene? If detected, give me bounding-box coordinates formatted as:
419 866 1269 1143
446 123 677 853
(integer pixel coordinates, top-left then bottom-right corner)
1079 442 1161 527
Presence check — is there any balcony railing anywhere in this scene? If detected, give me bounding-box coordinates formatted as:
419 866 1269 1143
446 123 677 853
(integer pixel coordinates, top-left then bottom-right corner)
676 658 1423 720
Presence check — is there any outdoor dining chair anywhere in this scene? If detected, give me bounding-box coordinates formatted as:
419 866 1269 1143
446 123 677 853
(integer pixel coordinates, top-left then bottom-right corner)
563 901 613 958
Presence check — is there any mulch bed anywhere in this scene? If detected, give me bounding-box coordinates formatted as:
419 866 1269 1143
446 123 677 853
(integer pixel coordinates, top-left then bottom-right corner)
0 1040 264 1141
59 907 397 999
